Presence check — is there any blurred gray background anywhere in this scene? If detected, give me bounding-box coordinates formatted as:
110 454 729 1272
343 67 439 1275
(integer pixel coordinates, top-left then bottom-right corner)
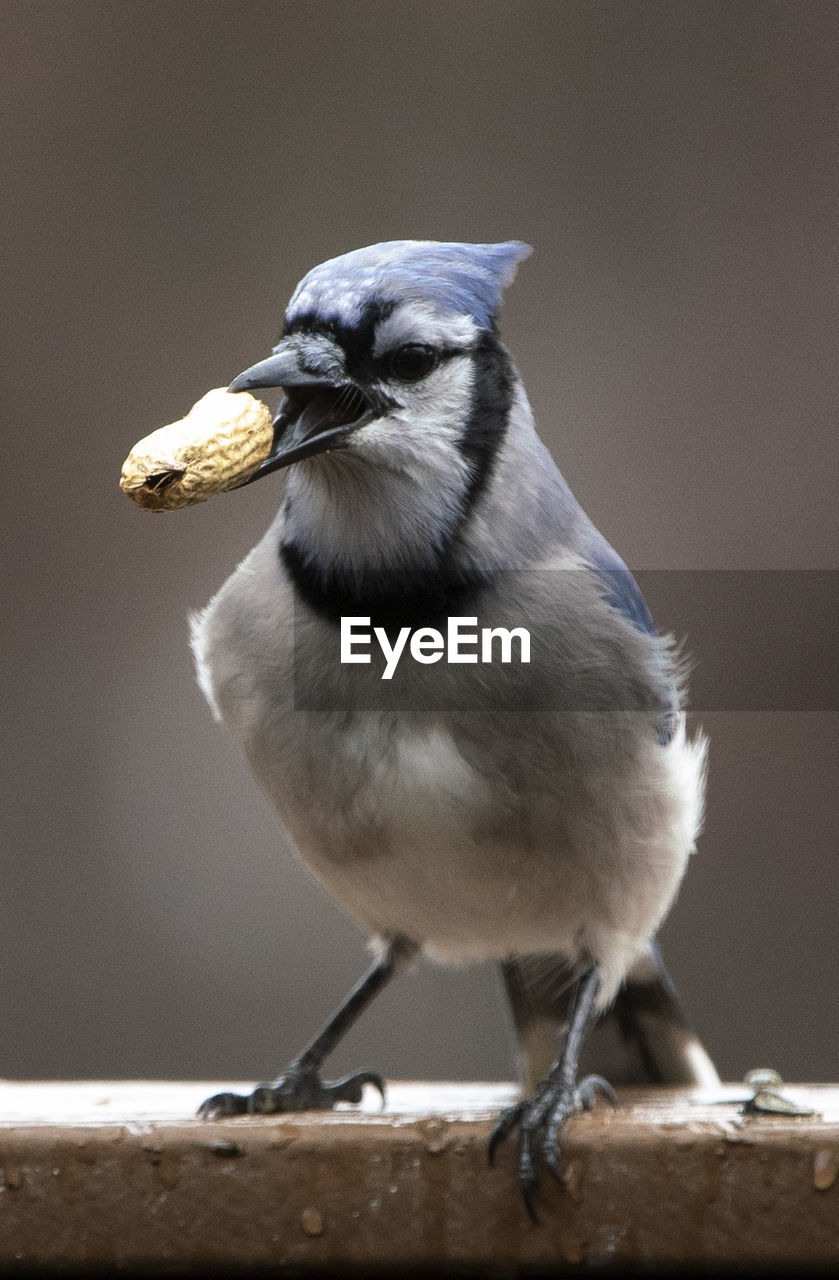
2 1 836 1087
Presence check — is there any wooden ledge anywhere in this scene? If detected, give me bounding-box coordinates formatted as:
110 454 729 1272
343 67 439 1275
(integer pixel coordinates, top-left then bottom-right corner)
0 1081 837 1273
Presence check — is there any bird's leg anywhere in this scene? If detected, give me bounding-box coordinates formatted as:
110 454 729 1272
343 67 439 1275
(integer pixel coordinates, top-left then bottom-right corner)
198 935 417 1119
490 963 614 1217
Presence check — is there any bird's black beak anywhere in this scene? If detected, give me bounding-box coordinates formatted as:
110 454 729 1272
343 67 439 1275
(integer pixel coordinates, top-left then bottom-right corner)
229 345 376 483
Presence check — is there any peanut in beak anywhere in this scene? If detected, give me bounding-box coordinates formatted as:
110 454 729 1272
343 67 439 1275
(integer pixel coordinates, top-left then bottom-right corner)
119 388 274 511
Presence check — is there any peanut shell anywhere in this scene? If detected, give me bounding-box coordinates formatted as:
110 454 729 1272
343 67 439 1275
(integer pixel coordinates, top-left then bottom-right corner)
120 388 274 510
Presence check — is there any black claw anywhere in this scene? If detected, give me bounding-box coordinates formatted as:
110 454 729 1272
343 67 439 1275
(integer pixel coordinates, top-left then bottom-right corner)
488 1100 526 1165
197 1067 385 1120
489 1074 614 1210
197 1090 250 1120
518 1128 540 1221
521 1179 540 1224
577 1073 616 1109
332 1070 386 1106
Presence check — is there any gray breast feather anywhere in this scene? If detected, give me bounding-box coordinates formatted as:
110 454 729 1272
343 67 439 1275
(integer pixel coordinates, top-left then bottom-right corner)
191 523 705 1005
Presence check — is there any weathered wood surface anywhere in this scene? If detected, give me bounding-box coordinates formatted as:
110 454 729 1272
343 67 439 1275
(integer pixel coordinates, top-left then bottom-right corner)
0 1081 837 1273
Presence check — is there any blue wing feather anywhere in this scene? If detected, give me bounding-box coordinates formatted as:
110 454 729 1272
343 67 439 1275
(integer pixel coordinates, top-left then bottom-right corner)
588 546 677 744
589 549 658 637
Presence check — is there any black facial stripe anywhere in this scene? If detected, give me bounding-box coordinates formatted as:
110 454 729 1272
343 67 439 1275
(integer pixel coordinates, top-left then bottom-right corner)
280 539 493 633
283 299 396 375
455 329 514 521
285 304 467 386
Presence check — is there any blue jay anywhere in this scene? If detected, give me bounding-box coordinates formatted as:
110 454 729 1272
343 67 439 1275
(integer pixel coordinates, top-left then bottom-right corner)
190 240 717 1210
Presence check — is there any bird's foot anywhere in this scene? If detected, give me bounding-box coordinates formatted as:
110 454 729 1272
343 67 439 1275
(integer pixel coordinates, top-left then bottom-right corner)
197 1065 385 1119
489 1073 615 1218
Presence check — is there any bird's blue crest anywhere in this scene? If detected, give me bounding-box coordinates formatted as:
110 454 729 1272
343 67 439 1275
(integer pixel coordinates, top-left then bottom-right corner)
286 240 532 331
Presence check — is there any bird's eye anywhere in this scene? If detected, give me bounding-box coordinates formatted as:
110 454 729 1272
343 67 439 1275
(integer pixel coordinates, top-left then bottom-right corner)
388 343 439 382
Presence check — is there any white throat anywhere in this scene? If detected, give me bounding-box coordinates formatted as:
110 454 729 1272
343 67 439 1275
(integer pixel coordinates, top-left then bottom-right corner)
283 359 477 573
